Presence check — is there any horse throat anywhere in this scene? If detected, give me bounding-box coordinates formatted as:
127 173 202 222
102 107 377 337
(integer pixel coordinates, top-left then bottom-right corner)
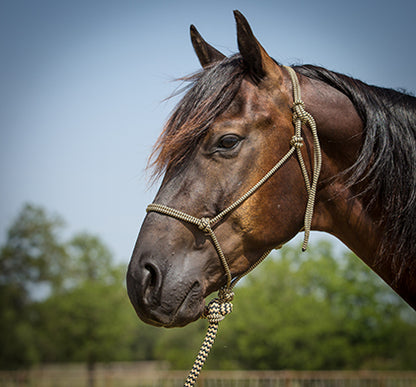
300 74 416 311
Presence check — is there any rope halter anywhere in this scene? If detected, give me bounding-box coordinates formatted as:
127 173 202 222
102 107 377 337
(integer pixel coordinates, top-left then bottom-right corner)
146 66 322 387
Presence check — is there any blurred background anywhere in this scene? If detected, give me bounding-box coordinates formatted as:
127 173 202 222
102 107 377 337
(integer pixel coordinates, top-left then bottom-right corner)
1 0 415 385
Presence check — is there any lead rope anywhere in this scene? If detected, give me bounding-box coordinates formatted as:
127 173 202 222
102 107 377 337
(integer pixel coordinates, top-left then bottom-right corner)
146 66 322 387
183 248 271 387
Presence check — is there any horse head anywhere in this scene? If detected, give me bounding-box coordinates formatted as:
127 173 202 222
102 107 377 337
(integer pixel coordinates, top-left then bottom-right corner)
127 11 416 326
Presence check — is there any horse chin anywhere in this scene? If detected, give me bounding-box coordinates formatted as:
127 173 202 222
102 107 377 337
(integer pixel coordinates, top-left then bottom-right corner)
139 306 204 328
162 283 206 328
128 276 206 328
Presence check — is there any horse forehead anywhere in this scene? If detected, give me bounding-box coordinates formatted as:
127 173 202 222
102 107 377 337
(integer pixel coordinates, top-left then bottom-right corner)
222 79 284 120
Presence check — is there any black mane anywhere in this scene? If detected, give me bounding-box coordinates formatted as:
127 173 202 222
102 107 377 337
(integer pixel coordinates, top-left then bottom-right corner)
295 65 416 279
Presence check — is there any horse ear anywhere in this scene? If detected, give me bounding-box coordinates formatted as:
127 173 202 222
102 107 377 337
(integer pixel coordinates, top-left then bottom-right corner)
234 10 281 82
190 25 226 68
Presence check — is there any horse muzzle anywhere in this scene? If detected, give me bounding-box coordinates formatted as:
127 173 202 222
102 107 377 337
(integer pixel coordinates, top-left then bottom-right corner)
126 255 206 327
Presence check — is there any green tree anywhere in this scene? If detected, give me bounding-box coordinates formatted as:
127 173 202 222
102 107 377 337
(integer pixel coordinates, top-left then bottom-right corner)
212 241 416 370
0 282 38 368
0 204 67 292
0 204 163 374
35 233 135 386
0 204 67 369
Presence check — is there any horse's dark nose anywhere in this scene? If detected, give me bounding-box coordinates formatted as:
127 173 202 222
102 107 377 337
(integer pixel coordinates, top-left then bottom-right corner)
127 233 207 327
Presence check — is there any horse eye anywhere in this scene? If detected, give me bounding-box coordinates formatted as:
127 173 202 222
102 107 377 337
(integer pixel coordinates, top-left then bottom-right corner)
218 135 240 149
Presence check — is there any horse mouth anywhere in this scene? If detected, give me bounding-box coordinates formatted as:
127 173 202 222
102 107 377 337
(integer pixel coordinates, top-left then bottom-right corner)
163 281 205 327
128 276 206 328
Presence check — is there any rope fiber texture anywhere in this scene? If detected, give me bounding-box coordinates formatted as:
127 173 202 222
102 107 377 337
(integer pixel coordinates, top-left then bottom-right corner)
146 66 322 387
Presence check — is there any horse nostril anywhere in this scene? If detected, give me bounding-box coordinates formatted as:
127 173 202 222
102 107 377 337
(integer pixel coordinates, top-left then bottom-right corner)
143 262 161 302
144 263 157 288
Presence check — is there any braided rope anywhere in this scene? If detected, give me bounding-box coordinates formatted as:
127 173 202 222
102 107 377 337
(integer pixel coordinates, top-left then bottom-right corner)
145 67 322 387
210 146 296 225
146 204 202 227
183 288 234 387
283 66 322 251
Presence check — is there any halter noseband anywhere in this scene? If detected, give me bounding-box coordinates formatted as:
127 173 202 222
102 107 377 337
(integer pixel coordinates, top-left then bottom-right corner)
146 66 322 290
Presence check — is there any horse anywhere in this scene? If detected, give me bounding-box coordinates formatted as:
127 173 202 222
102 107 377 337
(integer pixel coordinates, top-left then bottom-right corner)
127 10 416 328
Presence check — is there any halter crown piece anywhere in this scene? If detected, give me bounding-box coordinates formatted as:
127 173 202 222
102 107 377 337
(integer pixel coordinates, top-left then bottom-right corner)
146 66 322 387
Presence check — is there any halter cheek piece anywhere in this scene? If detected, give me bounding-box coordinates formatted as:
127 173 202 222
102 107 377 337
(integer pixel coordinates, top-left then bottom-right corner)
146 66 322 290
146 66 322 387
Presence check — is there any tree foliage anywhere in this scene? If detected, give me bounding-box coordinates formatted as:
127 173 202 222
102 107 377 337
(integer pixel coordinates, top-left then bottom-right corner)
0 204 67 293
0 204 67 368
0 204 159 370
0 204 415 371
207 242 416 370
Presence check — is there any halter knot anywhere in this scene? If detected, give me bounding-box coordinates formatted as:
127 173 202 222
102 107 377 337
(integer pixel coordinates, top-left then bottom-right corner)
198 217 212 233
218 287 234 302
290 135 304 148
292 99 309 123
293 99 304 108
203 296 233 324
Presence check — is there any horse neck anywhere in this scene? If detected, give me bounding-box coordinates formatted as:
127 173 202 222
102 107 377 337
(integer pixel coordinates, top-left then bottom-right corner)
297 73 416 309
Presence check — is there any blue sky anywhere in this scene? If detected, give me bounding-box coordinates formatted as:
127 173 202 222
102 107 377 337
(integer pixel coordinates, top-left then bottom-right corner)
1 0 415 263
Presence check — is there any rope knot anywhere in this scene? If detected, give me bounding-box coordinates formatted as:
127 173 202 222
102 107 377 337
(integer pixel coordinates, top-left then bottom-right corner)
203 288 234 324
293 99 305 108
198 217 211 233
292 99 309 123
204 298 233 324
290 135 304 148
218 287 234 302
